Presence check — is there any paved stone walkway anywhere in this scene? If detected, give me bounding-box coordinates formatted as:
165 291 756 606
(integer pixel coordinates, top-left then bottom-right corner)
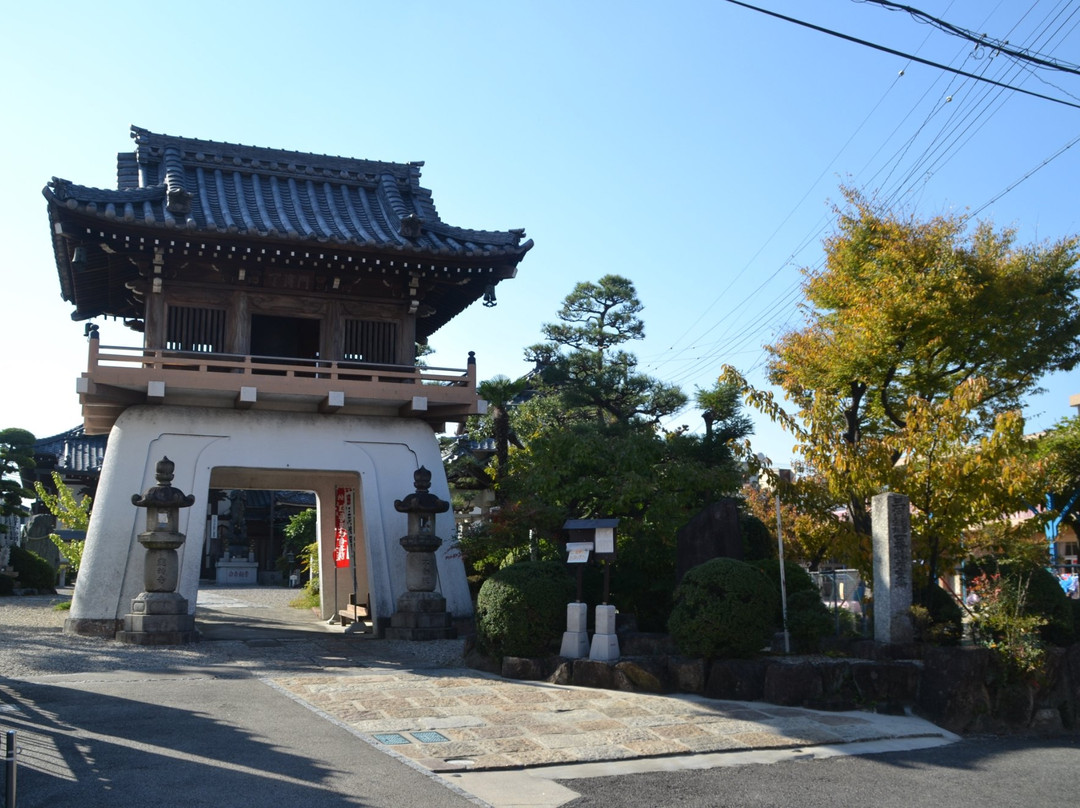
271 668 945 773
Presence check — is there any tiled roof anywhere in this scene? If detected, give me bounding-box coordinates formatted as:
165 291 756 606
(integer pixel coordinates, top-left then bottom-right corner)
44 126 532 258
33 426 107 477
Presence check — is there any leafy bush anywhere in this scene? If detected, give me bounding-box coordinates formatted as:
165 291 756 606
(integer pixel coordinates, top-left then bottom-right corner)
1023 565 1074 646
0 573 13 596
739 513 774 562
785 589 833 652
750 558 818 630
967 560 1074 647
967 571 1047 682
912 583 963 645
668 557 777 659
50 535 85 574
475 560 574 658
9 546 56 591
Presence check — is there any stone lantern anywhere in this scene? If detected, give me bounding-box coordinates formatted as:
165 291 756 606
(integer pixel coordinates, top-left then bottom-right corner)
116 456 197 645
385 467 456 640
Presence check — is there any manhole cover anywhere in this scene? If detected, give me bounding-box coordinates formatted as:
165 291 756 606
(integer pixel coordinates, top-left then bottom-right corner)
373 733 411 746
411 731 449 744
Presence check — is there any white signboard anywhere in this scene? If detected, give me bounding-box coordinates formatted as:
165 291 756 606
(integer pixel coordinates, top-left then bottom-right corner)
594 527 615 555
566 542 593 564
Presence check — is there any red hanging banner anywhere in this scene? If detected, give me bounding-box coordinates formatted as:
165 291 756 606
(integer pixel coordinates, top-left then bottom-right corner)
334 487 355 568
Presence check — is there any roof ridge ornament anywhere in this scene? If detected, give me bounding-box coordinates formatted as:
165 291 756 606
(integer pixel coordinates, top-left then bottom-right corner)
399 213 422 239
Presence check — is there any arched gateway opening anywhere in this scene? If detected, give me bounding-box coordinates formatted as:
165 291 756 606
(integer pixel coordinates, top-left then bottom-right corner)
205 467 367 626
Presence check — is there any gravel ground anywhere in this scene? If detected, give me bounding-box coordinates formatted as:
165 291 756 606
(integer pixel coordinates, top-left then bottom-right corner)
0 586 466 680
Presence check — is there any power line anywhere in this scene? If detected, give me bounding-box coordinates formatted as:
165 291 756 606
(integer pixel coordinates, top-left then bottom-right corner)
724 0 1080 111
859 0 1080 75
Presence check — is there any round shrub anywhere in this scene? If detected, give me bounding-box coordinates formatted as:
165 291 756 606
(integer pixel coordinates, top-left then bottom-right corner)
750 558 818 630
913 583 963 645
785 589 833 652
667 557 777 659
475 560 574 658
9 546 56 592
1024 565 1075 646
739 513 774 562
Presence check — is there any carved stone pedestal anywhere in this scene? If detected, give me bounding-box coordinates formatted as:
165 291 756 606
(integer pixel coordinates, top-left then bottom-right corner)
116 592 195 645
386 590 456 640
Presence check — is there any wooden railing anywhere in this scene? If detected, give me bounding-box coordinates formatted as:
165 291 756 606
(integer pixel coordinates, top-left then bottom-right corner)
87 340 476 389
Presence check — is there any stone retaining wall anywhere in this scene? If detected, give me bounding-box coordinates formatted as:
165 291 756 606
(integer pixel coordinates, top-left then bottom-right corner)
482 633 1080 735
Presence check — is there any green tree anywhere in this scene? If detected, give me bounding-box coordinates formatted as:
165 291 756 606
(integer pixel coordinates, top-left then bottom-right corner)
0 428 35 531
34 471 92 573
770 188 1080 438
482 277 750 628
725 188 1078 585
527 274 686 423
476 374 527 490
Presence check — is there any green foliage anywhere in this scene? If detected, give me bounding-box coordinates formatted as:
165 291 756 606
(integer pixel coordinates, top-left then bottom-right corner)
750 558 818 630
0 427 35 528
966 570 1047 683
729 188 1080 582
33 471 91 532
739 513 774 562
967 559 1074 647
911 583 963 645
668 558 777 659
1023 565 1075 646
525 274 686 424
785 589 833 653
475 560 574 658
0 575 12 596
289 579 320 610
282 508 317 554
282 508 320 589
49 535 85 573
9 546 55 591
33 471 92 575
453 275 753 630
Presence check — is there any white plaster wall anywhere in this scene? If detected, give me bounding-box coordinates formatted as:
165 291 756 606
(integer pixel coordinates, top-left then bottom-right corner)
68 405 469 630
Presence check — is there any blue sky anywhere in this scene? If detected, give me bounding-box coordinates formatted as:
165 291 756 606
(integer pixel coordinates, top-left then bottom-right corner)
3 1 1079 464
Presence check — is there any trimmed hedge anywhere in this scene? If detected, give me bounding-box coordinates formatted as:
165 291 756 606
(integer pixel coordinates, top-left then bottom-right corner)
785 589 833 652
739 513 774 562
668 557 777 659
914 583 963 645
750 558 818 627
9 546 56 592
475 560 574 658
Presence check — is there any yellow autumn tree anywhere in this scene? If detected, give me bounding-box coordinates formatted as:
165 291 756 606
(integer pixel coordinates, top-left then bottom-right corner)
724 187 1080 589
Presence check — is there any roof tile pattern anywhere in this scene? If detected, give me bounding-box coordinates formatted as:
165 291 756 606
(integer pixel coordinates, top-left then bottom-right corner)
44 126 531 259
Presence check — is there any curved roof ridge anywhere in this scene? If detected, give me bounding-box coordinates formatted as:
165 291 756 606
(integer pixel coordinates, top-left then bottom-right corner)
130 125 422 182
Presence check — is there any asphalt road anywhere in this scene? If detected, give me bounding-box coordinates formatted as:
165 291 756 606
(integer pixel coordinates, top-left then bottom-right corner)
557 734 1080 808
1 675 477 808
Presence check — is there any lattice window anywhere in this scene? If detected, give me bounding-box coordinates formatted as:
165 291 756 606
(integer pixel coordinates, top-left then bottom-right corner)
343 319 398 364
167 306 226 353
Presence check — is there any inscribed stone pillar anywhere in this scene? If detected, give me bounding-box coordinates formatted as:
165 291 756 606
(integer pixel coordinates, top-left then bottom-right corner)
871 492 913 644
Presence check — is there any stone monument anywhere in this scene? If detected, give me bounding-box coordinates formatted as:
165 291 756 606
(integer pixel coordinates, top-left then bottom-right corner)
871 492 914 644
675 498 743 584
116 457 197 645
385 467 456 640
